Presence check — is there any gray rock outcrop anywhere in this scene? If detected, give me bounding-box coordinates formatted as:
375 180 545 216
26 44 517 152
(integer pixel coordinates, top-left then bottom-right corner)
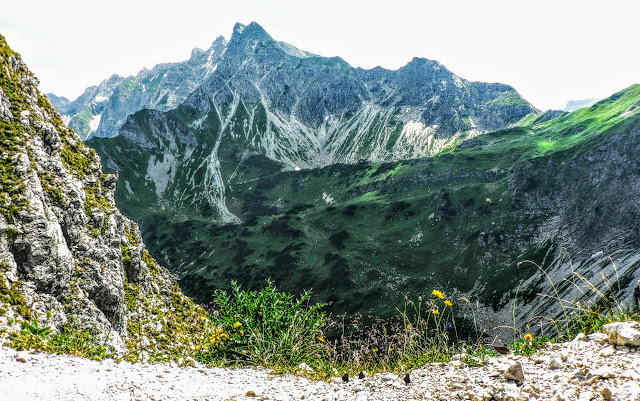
0 34 208 360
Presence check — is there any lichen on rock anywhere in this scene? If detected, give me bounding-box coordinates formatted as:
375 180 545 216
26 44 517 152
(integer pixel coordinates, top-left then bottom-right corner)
0 34 209 361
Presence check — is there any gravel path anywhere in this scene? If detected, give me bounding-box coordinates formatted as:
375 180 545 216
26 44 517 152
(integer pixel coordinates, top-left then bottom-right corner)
1 332 640 401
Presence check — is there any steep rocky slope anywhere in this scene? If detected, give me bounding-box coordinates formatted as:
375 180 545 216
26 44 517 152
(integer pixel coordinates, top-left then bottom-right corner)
0 35 209 360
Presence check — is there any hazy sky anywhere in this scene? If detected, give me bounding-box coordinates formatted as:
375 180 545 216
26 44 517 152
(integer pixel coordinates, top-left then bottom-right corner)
1 0 638 110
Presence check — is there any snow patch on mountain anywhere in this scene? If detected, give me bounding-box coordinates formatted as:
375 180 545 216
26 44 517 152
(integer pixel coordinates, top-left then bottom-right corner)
90 113 102 133
145 150 177 197
322 192 335 204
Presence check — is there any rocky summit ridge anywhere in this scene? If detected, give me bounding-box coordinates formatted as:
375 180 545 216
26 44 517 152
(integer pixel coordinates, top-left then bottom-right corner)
47 36 227 140
0 34 209 360
51 21 535 149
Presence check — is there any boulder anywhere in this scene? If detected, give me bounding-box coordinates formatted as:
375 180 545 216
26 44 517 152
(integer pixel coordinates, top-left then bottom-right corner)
603 321 640 347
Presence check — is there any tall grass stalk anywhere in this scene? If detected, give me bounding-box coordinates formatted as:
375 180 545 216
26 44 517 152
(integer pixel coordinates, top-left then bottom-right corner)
518 257 639 341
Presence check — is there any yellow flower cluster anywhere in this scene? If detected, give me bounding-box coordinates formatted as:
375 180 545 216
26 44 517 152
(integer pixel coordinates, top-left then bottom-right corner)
233 321 243 329
196 328 229 353
524 333 533 341
432 290 454 307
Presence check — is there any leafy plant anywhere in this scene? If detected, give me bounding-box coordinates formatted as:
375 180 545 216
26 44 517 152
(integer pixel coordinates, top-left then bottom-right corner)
510 334 551 357
48 327 114 360
21 320 51 338
8 321 114 360
201 280 327 367
461 344 498 366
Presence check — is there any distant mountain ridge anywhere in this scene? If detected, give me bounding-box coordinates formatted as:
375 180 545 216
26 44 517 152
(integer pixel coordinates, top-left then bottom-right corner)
51 21 536 146
564 98 601 112
47 36 228 139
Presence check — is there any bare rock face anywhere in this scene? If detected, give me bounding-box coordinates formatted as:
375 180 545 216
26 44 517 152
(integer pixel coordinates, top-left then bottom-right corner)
0 35 207 360
604 321 640 347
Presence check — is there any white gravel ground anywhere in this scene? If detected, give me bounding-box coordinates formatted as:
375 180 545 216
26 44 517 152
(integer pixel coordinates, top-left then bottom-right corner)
1 332 640 401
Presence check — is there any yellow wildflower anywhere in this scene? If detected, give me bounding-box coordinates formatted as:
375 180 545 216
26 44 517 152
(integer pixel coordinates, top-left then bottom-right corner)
217 328 224 334
432 290 445 299
407 324 412 329
240 330 245 336
209 337 215 344
524 333 533 341
373 348 378 353
431 308 440 314
444 300 453 307
233 321 243 329
317 336 325 342
195 345 201 351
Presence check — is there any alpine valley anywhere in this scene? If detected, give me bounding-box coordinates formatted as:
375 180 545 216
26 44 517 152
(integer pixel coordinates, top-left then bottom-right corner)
50 22 640 335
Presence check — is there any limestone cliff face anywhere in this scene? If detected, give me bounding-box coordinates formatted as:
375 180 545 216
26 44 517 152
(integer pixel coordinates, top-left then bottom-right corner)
0 35 206 359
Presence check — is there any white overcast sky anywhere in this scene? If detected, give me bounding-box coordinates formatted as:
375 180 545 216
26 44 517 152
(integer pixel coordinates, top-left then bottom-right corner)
1 0 638 111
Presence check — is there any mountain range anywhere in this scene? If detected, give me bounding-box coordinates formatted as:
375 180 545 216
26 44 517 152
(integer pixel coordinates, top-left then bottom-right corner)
47 36 227 140
44 22 640 336
57 22 536 223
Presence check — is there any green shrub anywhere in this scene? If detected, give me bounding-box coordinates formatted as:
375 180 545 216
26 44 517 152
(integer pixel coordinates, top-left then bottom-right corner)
510 333 552 356
8 322 113 360
201 280 327 367
4 227 19 243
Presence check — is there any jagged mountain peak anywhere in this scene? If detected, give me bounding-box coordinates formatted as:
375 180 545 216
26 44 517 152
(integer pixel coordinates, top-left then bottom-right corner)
233 22 246 33
225 21 280 57
190 36 227 60
210 35 227 49
405 56 445 69
225 21 312 60
397 57 459 81
48 35 227 140
230 21 272 42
